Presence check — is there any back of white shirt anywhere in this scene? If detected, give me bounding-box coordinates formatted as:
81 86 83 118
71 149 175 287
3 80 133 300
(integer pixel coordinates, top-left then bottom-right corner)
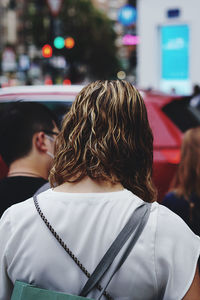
0 189 200 300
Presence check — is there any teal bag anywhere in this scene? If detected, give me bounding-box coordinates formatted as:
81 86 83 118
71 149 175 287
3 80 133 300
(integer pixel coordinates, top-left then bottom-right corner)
11 196 151 300
11 281 93 300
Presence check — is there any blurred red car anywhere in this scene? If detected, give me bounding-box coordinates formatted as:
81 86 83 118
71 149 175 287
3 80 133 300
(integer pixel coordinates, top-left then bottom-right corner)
143 90 182 202
0 85 199 202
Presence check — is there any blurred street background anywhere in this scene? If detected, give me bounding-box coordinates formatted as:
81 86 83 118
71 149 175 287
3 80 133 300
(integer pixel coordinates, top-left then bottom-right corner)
0 0 199 96
0 0 138 87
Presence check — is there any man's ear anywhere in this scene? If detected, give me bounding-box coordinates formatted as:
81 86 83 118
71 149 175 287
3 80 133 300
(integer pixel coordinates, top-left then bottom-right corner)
33 132 48 153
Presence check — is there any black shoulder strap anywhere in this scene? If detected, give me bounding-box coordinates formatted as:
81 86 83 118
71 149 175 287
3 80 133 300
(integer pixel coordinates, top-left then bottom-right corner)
33 194 113 300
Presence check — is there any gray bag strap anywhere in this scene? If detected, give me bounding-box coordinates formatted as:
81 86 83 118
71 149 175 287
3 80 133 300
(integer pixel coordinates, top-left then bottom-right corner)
33 194 151 300
80 203 151 299
34 182 51 196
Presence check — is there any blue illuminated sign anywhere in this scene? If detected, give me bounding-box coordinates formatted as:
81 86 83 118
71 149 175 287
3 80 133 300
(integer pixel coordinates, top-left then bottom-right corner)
118 5 137 26
161 25 189 79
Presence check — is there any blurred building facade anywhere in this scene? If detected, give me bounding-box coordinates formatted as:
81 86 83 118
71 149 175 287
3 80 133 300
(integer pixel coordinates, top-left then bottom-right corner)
92 0 127 21
137 0 200 95
0 0 17 50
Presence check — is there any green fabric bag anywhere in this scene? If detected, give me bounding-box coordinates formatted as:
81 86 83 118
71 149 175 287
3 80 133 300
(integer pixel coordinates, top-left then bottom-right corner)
11 281 93 300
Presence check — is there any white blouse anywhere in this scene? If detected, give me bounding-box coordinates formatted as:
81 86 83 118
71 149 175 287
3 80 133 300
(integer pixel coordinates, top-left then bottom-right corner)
0 189 200 300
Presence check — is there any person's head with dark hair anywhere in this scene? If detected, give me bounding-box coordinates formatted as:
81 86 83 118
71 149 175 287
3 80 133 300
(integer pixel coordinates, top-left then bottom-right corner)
192 84 200 96
50 80 156 203
0 102 59 179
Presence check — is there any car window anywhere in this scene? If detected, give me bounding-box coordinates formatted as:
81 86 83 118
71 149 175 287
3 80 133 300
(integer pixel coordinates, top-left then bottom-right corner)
162 96 200 132
39 101 73 126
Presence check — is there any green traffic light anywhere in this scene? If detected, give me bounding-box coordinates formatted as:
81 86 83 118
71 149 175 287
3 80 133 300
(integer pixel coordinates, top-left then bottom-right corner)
54 36 65 49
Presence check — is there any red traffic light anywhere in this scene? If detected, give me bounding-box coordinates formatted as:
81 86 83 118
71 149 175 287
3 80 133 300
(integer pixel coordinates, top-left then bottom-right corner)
42 44 52 58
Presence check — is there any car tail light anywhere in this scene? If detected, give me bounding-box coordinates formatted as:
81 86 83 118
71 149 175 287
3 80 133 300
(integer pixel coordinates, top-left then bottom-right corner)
160 148 181 164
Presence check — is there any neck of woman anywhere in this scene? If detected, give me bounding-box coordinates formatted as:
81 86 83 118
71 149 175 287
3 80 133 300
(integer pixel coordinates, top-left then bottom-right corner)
53 176 124 193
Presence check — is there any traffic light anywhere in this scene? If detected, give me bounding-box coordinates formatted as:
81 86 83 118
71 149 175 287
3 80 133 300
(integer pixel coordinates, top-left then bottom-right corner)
54 36 65 49
65 37 75 49
42 44 52 58
42 36 75 58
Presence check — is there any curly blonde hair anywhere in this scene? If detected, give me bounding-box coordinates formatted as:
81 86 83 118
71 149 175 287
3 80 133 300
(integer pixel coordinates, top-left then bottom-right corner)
50 80 156 202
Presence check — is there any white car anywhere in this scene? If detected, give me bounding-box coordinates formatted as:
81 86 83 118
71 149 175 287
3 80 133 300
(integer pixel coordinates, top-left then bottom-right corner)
0 84 85 125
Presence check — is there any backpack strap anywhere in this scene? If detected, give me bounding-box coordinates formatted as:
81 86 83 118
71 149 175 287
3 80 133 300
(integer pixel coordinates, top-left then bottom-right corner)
80 203 151 299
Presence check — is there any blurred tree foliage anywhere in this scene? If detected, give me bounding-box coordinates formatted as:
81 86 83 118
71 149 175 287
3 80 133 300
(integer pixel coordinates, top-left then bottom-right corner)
24 0 120 82
60 0 120 81
23 0 49 47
